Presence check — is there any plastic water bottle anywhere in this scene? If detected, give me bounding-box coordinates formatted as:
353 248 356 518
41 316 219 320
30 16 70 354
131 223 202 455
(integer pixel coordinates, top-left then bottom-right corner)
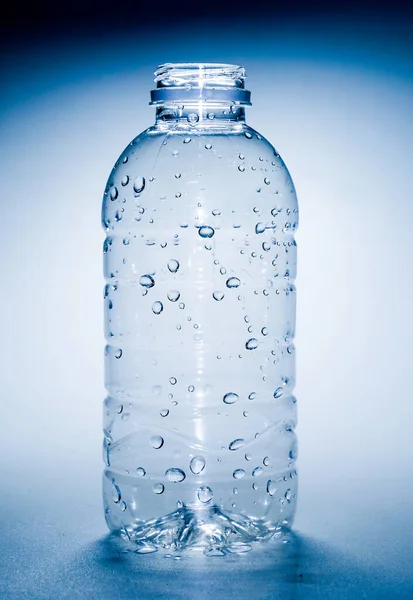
102 63 298 555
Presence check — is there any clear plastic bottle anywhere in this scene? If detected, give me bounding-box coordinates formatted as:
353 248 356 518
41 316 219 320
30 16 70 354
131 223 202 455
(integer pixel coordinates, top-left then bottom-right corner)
102 63 298 555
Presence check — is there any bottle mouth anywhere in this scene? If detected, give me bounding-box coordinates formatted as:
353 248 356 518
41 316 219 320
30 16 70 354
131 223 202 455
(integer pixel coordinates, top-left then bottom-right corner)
150 63 251 106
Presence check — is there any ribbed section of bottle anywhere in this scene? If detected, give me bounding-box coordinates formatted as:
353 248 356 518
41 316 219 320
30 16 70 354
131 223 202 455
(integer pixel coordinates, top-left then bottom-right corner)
101 117 298 553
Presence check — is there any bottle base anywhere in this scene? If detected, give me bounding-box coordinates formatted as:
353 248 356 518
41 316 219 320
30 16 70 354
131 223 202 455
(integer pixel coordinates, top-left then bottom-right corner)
107 505 293 556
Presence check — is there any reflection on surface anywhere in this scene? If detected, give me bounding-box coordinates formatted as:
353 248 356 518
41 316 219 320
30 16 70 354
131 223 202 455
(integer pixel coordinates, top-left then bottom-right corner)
51 532 411 600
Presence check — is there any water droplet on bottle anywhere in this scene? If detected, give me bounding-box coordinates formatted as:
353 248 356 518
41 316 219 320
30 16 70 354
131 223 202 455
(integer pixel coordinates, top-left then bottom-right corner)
212 209 221 216
229 439 245 451
220 266 227 275
285 489 292 502
152 301 163 315
133 176 145 194
167 259 180 273
205 143 212 150
245 453 252 461
174 173 181 179
223 392 239 405
187 113 199 125
120 501 127 511
274 387 283 398
112 482 121 503
252 467 263 477
261 327 268 336
153 483 165 494
167 290 180 302
136 543 158 553
262 242 271 252
169 377 177 385
198 226 215 238
226 277 240 288
150 435 164 449
160 409 169 417
165 468 186 483
114 349 123 359
233 469 245 479
136 467 146 476
238 165 245 172
139 274 155 289
213 291 225 301
197 486 213 503
110 187 118 201
190 455 206 474
121 175 129 186
264 177 271 185
108 299 113 310
255 222 266 234
248 392 256 400
263 456 270 466
238 153 245 160
179 302 185 309
246 338 259 350
267 480 277 496
114 210 122 222
183 137 191 144
207 112 215 119
244 131 253 139
177 500 184 508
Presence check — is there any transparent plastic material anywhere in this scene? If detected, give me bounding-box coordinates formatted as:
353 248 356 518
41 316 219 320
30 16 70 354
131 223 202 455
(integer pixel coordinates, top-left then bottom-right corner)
101 63 298 555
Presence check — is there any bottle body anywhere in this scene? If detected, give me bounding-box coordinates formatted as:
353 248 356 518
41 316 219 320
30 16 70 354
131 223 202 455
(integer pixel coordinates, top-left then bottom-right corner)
102 67 298 554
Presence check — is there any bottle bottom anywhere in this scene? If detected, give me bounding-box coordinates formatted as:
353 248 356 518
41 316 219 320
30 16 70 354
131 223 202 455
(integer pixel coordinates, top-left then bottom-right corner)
105 503 294 556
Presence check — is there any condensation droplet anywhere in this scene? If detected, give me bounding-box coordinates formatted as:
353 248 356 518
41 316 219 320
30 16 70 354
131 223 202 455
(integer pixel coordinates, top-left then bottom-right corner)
212 209 221 216
274 387 283 398
207 112 215 120
169 377 177 385
183 137 191 144
110 187 118 201
261 327 268 336
160 409 169 417
197 486 213 503
213 291 225 301
205 143 212 150
267 480 277 496
226 277 240 288
233 469 245 479
190 455 206 474
245 453 252 461
248 392 256 400
223 392 239 405
167 259 180 273
246 338 259 350
153 483 165 494
262 242 271 251
220 266 227 275
112 483 121 503
136 467 146 476
121 175 129 186
165 468 186 483
152 301 163 315
198 226 215 239
175 173 181 179
264 177 271 185
187 113 199 125
263 456 270 466
139 274 155 288
167 290 180 302
133 176 145 194
252 467 263 477
238 165 245 172
285 489 292 502
150 436 164 449
114 349 123 359
255 222 266 234
229 439 245 451
244 131 253 139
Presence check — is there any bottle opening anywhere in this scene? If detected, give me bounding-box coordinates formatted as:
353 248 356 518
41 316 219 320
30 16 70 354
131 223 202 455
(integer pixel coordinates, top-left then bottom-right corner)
150 63 251 106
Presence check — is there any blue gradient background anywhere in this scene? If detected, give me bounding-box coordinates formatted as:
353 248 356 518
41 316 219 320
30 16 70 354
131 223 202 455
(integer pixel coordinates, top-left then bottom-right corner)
1 10 413 599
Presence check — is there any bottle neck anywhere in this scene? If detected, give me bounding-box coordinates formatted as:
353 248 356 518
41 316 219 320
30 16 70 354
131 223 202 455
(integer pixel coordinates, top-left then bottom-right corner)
155 102 246 125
